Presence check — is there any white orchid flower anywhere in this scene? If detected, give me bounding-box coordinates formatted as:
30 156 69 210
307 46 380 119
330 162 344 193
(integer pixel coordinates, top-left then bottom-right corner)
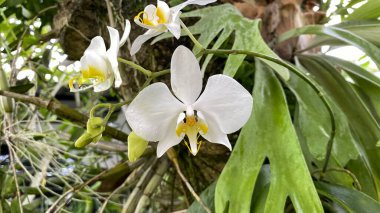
125 46 253 157
131 0 216 55
69 20 131 92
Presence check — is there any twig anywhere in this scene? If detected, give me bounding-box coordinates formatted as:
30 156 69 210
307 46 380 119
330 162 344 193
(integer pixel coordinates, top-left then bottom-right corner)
167 149 212 213
4 140 24 213
46 159 145 213
121 159 158 213
0 90 129 142
135 159 170 212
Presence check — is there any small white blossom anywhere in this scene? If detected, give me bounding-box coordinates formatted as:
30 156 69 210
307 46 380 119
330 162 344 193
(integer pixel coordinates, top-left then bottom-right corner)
69 20 131 92
131 0 216 55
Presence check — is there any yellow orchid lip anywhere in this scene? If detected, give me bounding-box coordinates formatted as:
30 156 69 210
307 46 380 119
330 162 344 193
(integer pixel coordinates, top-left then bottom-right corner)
69 66 106 90
176 114 208 155
135 7 168 27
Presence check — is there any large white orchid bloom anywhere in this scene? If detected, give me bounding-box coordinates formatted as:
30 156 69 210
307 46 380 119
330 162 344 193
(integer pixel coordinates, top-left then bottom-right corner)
131 0 216 55
69 20 131 92
125 46 253 157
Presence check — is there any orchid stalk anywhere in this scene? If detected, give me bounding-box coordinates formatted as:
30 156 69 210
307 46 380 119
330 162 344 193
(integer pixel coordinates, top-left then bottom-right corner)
130 0 216 55
69 20 131 92
125 46 253 157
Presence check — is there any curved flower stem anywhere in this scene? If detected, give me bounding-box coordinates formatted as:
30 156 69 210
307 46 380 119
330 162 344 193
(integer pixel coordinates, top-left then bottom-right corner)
118 58 152 77
90 100 131 125
180 22 336 175
180 20 203 50
312 168 361 191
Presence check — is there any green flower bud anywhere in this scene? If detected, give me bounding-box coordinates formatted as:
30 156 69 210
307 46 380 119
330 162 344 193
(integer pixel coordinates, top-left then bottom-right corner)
128 132 148 162
0 68 13 113
86 117 105 143
75 132 94 148
75 117 106 148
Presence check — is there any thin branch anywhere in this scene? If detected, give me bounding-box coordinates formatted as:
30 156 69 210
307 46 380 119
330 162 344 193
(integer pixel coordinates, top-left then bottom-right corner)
5 140 24 213
167 149 212 213
0 90 129 142
46 159 145 213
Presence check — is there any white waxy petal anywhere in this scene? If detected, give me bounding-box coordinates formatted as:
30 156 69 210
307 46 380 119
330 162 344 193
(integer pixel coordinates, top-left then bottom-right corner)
130 30 163 55
165 13 181 39
157 113 184 157
193 74 253 134
125 83 186 142
170 0 217 20
171 46 202 105
144 4 158 23
198 111 231 150
119 20 131 47
157 0 171 23
94 77 113 92
85 36 107 55
106 26 122 88
81 51 109 76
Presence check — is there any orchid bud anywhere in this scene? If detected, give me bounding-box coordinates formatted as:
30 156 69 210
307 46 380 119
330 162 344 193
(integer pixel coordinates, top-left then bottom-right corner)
74 132 94 148
128 132 148 162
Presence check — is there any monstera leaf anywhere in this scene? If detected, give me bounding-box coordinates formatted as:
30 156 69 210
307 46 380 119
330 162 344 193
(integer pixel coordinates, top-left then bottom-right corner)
215 61 323 212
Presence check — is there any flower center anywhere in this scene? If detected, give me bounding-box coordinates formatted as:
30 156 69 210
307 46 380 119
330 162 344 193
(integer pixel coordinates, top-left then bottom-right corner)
69 66 106 90
135 7 168 27
176 113 208 156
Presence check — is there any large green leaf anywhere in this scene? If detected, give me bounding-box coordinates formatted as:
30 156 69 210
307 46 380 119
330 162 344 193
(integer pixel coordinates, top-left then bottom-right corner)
298 55 380 199
279 25 380 69
154 4 289 80
215 61 323 213
347 0 380 21
300 21 380 51
320 55 380 123
286 65 359 169
316 182 380 212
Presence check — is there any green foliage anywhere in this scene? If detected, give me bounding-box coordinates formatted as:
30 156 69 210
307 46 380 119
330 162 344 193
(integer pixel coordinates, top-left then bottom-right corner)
215 62 323 212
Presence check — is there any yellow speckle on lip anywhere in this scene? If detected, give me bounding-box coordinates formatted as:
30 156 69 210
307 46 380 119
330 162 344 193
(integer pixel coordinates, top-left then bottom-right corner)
69 66 106 90
175 115 208 155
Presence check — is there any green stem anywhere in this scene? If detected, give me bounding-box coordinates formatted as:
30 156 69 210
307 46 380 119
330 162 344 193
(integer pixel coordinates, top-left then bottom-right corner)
118 58 152 77
180 20 203 50
183 22 336 174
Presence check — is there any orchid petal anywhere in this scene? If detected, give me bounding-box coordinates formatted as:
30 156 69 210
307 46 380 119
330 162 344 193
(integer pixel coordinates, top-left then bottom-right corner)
157 113 184 157
125 83 186 141
134 18 160 30
106 26 122 87
119 20 131 47
81 52 109 75
170 0 217 20
166 12 181 39
193 74 253 134
171 46 202 105
198 111 232 150
130 30 163 55
157 0 171 23
94 77 113 92
85 36 107 55
144 4 158 20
